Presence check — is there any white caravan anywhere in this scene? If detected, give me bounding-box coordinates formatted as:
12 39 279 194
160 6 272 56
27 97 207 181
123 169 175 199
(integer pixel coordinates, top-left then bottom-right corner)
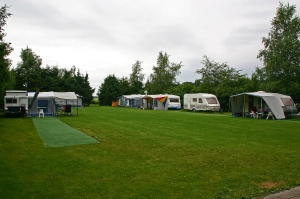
183 93 220 111
4 90 28 116
167 95 181 110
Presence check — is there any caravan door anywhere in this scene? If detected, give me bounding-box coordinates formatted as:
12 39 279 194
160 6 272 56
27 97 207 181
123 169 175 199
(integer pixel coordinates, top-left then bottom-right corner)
187 96 191 109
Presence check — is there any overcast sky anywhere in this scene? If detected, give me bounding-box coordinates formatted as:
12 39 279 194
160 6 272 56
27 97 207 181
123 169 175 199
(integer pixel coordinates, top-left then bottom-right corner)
4 0 300 93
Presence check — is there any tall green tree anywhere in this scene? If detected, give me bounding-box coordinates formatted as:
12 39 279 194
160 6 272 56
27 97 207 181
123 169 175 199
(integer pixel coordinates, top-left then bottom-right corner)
196 55 245 93
250 66 267 92
196 55 248 110
40 65 64 92
82 72 95 105
73 69 95 106
257 2 300 102
129 60 145 94
146 51 182 94
0 5 13 105
61 66 76 92
167 82 196 97
119 76 131 95
49 66 95 105
97 74 122 106
14 46 42 91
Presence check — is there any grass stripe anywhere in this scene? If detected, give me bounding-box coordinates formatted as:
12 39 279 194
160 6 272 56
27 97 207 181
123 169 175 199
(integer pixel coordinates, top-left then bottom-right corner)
32 117 99 147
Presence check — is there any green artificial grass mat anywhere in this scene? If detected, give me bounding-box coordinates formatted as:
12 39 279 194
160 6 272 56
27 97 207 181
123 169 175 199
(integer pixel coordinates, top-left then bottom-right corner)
32 117 99 147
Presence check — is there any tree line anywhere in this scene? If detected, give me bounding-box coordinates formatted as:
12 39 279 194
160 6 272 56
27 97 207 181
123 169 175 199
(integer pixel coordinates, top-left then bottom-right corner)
98 2 300 111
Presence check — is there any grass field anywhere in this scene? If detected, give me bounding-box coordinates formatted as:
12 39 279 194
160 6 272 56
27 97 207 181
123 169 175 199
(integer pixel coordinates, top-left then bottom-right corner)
1 106 300 198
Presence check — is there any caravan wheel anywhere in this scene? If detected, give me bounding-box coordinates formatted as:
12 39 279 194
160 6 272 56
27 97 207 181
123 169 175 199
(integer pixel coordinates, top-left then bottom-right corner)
192 108 196 112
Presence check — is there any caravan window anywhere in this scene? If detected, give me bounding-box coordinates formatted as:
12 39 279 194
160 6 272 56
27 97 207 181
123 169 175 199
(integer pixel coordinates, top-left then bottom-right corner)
281 98 294 106
198 98 203 103
170 98 179 102
192 98 197 102
6 98 17 104
154 100 158 107
206 98 218 104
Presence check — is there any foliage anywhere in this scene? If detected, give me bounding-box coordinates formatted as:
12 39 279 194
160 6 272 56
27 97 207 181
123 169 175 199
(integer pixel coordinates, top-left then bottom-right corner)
2 107 300 198
39 65 65 92
97 74 122 106
167 82 196 96
90 97 98 104
166 82 196 105
257 2 300 102
12 47 94 105
196 55 245 91
73 69 95 106
0 5 13 105
129 60 145 94
51 66 95 106
14 46 43 91
146 51 183 94
196 55 249 110
119 76 131 95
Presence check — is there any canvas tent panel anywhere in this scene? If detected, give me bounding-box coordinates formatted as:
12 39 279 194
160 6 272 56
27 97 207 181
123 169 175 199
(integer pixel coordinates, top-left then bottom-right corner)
244 95 249 112
54 92 78 107
118 95 144 107
262 96 285 119
142 95 169 110
231 95 244 113
29 98 56 116
27 91 79 116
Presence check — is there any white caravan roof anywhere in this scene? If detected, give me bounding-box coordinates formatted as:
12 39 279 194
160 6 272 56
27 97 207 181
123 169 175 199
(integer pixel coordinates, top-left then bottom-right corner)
54 92 77 100
5 90 27 97
122 94 145 99
185 93 217 98
27 91 55 98
27 92 77 100
142 94 169 99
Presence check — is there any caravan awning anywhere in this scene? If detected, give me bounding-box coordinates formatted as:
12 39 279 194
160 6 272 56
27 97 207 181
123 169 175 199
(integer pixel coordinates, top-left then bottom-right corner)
142 95 168 107
230 92 286 119
261 96 285 119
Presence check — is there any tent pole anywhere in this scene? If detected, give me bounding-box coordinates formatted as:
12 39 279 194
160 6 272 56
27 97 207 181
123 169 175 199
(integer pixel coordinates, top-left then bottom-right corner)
261 97 262 113
77 97 78 116
243 94 245 118
152 98 154 109
53 98 55 116
228 97 230 113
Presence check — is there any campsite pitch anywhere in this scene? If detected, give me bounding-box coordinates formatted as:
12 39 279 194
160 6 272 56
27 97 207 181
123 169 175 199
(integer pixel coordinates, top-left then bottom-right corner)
32 117 99 147
2 106 300 198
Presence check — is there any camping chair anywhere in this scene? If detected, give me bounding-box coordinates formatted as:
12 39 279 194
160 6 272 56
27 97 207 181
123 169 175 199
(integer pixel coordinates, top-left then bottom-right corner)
250 107 257 119
39 109 44 118
266 111 274 120
257 108 264 119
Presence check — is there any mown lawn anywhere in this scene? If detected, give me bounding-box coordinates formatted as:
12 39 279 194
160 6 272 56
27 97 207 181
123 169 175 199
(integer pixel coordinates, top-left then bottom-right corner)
1 106 300 198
